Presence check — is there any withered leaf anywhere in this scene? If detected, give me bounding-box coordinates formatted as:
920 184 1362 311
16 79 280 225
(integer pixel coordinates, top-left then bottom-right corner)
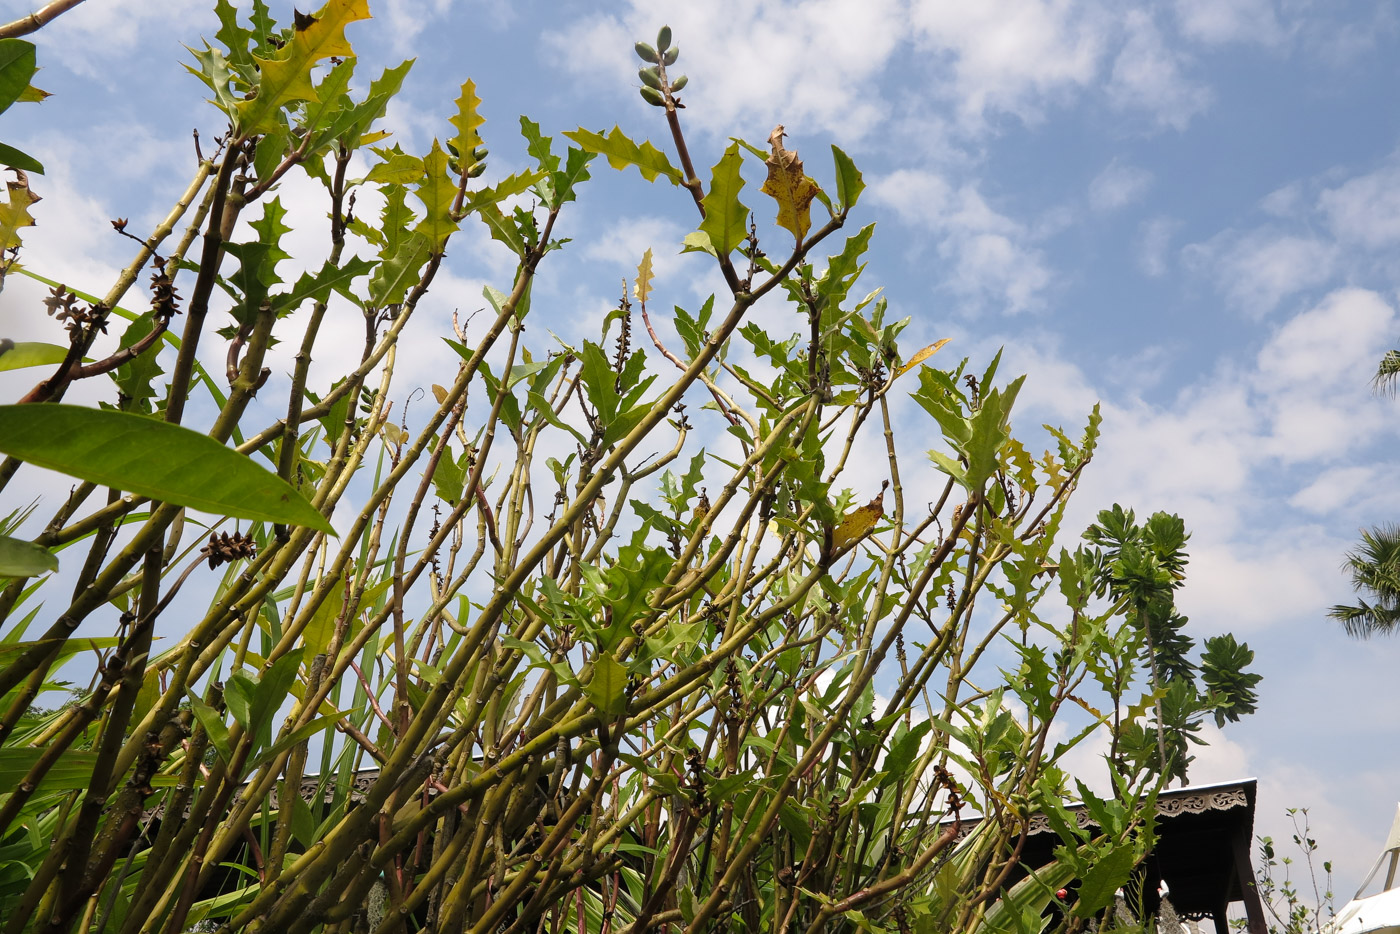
634 248 655 304
895 338 951 378
760 125 821 243
832 488 884 552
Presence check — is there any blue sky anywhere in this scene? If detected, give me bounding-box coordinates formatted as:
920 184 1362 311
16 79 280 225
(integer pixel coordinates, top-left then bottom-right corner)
6 0 1400 895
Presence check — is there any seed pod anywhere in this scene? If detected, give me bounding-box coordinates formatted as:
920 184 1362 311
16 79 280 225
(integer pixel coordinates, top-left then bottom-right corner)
656 25 672 52
663 45 679 66
467 161 487 178
634 41 660 64
472 146 489 160
638 66 663 90
639 86 666 107
669 74 688 92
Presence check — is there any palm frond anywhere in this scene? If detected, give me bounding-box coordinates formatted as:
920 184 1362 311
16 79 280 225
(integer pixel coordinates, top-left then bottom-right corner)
1374 349 1400 397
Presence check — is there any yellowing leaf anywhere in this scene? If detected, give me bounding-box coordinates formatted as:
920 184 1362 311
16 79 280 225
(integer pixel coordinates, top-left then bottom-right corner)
832 488 884 552
413 139 460 255
431 384 449 405
562 126 682 185
895 338 951 378
449 79 485 172
634 248 655 304
760 125 821 242
0 177 39 251
236 0 371 137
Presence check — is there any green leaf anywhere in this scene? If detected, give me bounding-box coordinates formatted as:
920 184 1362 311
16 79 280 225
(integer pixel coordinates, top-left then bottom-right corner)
188 693 233 764
831 145 864 211
0 142 42 174
270 255 375 315
110 314 164 413
0 748 96 791
369 231 430 305
586 651 629 717
0 637 118 667
0 39 37 115
413 139 460 254
562 126 682 185
301 574 346 652
0 535 57 577
334 59 413 147
698 142 748 257
363 149 424 186
0 341 65 372
1073 844 1138 916
249 711 346 771
0 405 335 533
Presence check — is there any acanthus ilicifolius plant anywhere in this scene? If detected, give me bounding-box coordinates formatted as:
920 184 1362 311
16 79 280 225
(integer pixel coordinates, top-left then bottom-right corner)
0 4 1261 933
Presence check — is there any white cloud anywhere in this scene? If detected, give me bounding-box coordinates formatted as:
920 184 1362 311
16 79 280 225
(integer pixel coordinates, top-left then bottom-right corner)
907 0 1107 126
579 215 691 292
1137 215 1181 276
28 0 205 83
1290 466 1379 515
870 169 1053 313
1173 0 1286 46
1254 288 1395 397
1088 159 1153 212
1184 229 1339 316
1259 180 1304 218
1107 11 1212 130
1318 163 1400 251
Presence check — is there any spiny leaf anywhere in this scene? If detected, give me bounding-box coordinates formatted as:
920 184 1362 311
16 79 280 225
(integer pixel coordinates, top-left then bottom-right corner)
363 147 424 186
895 338 951 378
562 126 681 185
0 175 39 251
586 651 629 717
270 255 375 315
634 248 655 304
0 535 57 577
0 341 66 372
832 488 884 552
460 169 546 215
110 314 164 413
760 125 821 242
449 80 486 173
698 142 748 257
413 140 461 254
369 231 430 305
0 405 334 533
235 0 371 137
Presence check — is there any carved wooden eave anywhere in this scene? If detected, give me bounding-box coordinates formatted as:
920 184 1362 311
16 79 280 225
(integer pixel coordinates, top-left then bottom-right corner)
956 778 1264 934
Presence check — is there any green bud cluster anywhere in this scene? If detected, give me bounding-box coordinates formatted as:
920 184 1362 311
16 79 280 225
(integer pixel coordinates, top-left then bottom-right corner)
634 25 686 106
445 140 490 178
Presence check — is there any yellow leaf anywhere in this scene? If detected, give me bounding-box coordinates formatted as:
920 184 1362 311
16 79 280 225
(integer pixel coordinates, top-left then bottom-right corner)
633 248 654 304
0 178 41 252
431 384 449 405
449 80 485 171
236 0 372 137
832 488 884 552
760 125 821 242
895 338 951 378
